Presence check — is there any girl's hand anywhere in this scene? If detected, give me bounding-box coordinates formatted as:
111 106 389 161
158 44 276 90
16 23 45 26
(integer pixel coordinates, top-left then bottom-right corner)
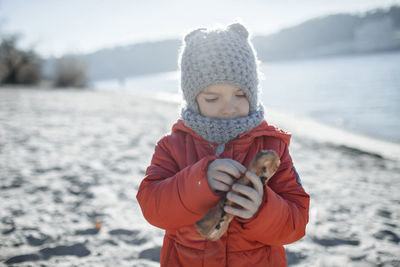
207 159 246 193
224 171 264 219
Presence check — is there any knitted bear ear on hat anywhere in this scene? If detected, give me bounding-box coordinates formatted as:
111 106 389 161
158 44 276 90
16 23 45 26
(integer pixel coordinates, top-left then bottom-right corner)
184 28 207 43
227 23 249 39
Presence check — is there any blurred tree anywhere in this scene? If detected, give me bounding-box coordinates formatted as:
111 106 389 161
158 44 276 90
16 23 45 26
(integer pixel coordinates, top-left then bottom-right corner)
0 35 41 85
54 55 88 88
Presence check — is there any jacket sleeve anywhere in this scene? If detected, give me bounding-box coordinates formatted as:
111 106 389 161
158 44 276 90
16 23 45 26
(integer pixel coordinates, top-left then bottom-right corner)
236 140 310 245
136 136 219 230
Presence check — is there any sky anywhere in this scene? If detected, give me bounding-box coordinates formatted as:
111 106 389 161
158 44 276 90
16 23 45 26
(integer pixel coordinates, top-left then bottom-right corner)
1 0 400 58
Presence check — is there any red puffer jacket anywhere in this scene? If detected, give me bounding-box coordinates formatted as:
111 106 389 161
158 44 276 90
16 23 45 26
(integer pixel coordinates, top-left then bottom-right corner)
137 119 309 267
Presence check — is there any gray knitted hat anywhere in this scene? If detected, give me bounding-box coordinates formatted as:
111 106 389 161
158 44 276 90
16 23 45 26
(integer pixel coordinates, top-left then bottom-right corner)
179 23 261 113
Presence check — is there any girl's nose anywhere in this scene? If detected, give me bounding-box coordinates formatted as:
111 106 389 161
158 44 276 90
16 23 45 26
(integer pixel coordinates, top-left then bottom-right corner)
221 101 236 118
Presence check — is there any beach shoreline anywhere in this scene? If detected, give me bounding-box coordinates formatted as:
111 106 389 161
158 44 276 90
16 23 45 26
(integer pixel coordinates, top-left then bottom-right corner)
1 88 399 266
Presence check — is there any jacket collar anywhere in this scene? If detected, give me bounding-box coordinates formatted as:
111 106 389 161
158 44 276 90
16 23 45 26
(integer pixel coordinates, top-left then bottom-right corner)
171 119 291 146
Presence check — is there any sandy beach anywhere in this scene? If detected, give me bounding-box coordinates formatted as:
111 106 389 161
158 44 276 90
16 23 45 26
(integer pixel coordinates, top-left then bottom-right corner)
1 87 399 266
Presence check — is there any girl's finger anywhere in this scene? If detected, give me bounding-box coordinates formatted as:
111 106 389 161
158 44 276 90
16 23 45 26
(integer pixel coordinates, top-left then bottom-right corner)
213 160 242 179
210 180 231 192
244 170 264 194
226 191 255 211
228 160 247 175
209 170 235 186
231 184 259 204
224 205 252 219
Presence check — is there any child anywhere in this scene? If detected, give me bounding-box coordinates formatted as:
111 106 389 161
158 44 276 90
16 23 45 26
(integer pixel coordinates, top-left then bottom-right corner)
137 23 309 267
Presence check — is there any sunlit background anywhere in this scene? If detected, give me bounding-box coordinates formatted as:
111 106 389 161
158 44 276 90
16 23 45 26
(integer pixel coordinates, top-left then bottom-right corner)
1 1 400 266
1 0 399 57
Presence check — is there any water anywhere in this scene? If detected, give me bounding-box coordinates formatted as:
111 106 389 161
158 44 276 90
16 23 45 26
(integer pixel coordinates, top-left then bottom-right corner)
261 52 400 143
94 52 400 143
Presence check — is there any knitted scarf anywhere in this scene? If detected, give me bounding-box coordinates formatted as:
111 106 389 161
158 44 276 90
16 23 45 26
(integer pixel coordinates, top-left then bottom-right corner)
181 105 264 145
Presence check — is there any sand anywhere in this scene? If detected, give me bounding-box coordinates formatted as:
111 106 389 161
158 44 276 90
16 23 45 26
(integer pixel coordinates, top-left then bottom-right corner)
0 87 399 266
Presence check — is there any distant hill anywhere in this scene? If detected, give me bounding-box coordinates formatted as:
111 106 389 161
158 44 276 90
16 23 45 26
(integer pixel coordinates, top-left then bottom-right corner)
83 39 181 81
45 6 400 81
252 6 400 61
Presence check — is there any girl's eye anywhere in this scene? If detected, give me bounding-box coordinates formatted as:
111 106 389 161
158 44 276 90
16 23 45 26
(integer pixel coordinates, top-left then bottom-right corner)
205 98 218 102
236 94 246 98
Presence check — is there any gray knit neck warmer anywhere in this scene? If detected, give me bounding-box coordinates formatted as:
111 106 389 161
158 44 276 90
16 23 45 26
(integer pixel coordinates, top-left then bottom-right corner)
181 105 264 144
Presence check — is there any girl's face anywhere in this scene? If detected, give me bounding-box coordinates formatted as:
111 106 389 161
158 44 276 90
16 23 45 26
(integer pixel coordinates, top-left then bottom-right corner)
196 84 250 119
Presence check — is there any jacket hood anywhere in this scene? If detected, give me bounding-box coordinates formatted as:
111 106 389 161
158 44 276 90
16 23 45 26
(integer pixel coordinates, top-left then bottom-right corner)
171 119 291 146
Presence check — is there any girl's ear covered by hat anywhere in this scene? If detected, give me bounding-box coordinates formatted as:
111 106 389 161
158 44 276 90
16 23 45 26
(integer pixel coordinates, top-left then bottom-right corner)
227 23 249 39
184 28 207 43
